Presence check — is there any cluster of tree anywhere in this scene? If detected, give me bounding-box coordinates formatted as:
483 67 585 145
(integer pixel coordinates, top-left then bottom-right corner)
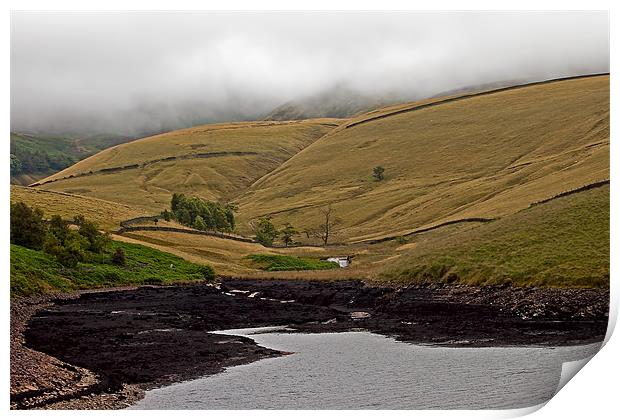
254 205 342 247
10 202 115 267
169 193 235 232
253 218 298 247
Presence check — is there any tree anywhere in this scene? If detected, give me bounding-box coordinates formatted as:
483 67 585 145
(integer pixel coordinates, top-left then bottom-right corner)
48 215 70 243
10 202 47 249
44 215 89 267
44 230 88 267
225 203 237 231
171 193 182 212
280 223 298 247
194 215 207 231
254 216 279 246
75 216 109 253
318 205 341 246
177 208 192 225
372 166 385 181
162 209 172 222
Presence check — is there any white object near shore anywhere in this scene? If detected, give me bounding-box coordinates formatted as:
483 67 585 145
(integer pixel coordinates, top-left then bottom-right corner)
327 256 351 268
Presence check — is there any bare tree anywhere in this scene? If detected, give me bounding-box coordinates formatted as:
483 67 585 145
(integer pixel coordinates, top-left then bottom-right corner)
318 204 341 246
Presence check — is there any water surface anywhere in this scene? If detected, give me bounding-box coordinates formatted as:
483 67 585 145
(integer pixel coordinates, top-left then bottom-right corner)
131 328 600 410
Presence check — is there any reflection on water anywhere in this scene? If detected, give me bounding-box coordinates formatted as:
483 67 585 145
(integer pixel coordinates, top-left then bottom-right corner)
131 328 601 410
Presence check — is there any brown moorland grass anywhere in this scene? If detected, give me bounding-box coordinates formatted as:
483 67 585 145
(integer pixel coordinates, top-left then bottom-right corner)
111 230 339 275
10 185 143 230
12 183 608 287
14 76 609 288
236 75 609 242
35 120 341 213
110 222 479 281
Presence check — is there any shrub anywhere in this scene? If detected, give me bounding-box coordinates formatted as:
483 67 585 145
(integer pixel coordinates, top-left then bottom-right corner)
111 247 126 266
200 265 216 282
395 236 409 245
44 230 89 268
75 216 109 253
10 202 47 249
144 277 163 285
48 215 70 243
372 166 385 181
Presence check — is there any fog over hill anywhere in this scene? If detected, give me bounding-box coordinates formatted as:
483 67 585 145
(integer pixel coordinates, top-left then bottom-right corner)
11 11 608 136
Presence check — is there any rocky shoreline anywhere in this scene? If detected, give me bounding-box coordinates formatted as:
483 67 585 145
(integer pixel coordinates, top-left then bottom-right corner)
11 279 609 409
10 289 146 409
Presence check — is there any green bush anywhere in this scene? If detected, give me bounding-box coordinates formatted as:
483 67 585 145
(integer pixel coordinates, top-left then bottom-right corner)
11 203 111 268
43 229 89 268
75 215 110 253
10 202 47 249
143 277 163 285
111 247 126 266
200 265 216 281
372 165 385 181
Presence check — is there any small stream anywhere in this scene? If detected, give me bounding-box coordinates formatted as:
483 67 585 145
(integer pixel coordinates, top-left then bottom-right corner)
130 328 601 410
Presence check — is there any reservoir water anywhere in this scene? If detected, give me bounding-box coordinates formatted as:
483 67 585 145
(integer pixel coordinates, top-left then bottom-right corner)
131 328 601 410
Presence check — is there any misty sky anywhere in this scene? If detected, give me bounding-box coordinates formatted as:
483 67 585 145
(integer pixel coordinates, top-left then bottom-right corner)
11 11 609 136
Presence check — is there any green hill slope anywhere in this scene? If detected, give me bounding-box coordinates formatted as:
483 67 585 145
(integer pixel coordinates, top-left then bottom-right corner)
10 132 133 185
381 184 609 287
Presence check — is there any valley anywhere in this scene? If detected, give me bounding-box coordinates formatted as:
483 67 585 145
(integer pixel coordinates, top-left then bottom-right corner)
10 74 610 410
11 74 610 289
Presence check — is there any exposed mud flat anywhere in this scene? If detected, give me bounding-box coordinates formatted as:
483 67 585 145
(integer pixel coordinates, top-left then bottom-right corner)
13 279 608 409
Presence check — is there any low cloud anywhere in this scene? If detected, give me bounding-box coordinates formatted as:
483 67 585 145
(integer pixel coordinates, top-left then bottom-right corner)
11 11 609 136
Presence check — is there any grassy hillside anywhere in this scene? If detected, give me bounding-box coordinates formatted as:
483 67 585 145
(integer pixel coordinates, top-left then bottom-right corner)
381 185 609 287
11 241 212 297
15 75 609 289
10 185 143 230
10 132 132 185
35 120 340 212
236 75 609 242
112 229 339 275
